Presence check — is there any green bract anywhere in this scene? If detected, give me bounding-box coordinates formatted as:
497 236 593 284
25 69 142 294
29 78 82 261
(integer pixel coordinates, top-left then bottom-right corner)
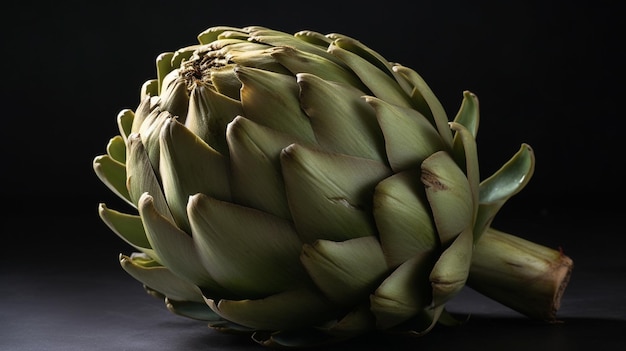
93 25 573 348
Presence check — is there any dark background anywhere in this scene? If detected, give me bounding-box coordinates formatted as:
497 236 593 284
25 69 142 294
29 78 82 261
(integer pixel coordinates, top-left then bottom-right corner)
1 0 624 350
2 0 623 220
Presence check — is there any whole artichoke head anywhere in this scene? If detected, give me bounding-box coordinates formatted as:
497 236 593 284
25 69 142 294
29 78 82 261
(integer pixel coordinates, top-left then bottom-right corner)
93 25 572 348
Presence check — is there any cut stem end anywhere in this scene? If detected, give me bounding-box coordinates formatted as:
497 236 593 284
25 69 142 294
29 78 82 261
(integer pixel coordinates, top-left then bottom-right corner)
468 227 573 321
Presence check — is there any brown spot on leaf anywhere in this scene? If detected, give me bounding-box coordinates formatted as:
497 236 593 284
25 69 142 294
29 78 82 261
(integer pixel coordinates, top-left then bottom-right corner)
421 170 447 191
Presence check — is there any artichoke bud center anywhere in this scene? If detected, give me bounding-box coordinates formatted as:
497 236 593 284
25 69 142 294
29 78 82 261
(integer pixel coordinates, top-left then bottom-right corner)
180 51 234 91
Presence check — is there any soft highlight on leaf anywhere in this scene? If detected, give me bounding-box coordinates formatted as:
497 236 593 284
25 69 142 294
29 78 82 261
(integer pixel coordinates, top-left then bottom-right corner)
187 193 307 298
300 236 389 306
281 144 391 244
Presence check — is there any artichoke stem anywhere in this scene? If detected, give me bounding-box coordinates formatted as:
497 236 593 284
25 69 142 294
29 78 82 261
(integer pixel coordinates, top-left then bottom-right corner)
467 227 573 321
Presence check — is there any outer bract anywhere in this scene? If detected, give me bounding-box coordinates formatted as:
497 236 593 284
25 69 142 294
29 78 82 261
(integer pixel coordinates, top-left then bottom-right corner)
93 25 573 348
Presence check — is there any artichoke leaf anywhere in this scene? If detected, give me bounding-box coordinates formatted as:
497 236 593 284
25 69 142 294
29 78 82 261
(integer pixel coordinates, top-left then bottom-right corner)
187 193 308 298
116 109 134 143
294 30 334 47
140 80 159 100
329 35 412 95
138 193 235 299
93 154 132 206
474 144 535 239
370 252 436 330
197 26 250 45
297 73 386 162
246 27 291 37
158 73 190 122
204 288 336 331
248 29 343 67
159 117 231 233
197 38 247 53
226 116 297 220
366 96 445 172
452 91 480 138
429 226 473 307
165 298 223 322
125 133 173 221
98 203 155 258
106 135 126 165
216 30 253 41
319 303 376 336
328 41 412 109
327 34 391 73
270 46 366 90
420 151 473 247
392 64 453 148
225 47 290 74
212 39 275 57
397 305 445 336
137 110 172 172
185 81 243 157
236 66 317 144
120 253 205 303
170 44 198 70
209 66 243 100
373 169 439 268
130 95 158 135
156 52 175 95
280 143 392 244
300 236 389 306
449 121 480 219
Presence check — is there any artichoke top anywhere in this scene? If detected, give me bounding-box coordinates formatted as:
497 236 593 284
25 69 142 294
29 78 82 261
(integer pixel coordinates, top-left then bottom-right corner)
93 25 549 348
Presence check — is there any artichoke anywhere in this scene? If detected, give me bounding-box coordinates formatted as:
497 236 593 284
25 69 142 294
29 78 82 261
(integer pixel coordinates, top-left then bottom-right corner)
93 25 573 348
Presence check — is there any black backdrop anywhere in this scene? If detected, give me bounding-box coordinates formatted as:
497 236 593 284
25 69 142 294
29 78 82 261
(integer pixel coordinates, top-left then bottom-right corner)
3 0 622 217
1 1 625 350
1 0 623 258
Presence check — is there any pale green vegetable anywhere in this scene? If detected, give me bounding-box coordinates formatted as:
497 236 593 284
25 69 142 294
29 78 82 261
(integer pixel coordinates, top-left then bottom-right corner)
93 25 573 348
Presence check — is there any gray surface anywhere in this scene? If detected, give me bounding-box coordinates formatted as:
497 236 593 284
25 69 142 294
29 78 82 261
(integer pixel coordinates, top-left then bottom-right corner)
2 212 625 351
3 266 625 351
